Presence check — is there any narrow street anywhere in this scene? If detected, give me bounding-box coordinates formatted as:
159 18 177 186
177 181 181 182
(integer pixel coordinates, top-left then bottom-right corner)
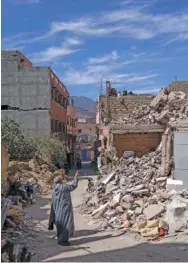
68 161 98 177
24 163 188 262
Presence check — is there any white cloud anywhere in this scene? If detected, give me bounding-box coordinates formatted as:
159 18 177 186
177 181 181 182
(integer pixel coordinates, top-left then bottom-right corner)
3 1 188 49
133 87 160 94
63 59 159 86
30 37 83 63
88 51 119 64
2 31 51 50
47 3 188 42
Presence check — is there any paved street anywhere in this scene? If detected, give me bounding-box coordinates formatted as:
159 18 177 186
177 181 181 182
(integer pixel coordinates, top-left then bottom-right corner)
25 163 188 262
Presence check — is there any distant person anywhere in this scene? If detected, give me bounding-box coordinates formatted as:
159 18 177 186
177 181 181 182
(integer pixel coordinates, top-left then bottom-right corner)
76 157 82 169
48 171 79 246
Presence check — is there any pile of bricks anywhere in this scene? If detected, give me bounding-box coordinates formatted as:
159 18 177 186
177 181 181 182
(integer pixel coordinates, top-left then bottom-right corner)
111 88 188 127
81 148 188 236
79 88 188 237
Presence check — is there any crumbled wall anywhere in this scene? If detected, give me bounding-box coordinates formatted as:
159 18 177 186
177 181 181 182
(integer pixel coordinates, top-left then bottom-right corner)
167 81 188 93
108 96 153 121
113 131 163 157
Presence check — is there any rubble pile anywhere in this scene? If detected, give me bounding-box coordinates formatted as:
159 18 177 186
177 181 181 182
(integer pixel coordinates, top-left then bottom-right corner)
99 147 119 175
81 149 188 238
1 159 66 261
7 160 65 195
112 88 188 127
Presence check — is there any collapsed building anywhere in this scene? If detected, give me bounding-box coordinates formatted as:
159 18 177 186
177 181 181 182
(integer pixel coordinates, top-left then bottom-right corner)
85 81 188 237
96 81 188 184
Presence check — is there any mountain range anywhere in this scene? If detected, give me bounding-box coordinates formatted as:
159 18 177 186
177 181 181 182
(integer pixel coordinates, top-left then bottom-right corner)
72 96 96 118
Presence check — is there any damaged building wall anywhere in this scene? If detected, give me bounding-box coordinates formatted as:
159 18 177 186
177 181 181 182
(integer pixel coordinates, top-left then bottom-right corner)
112 131 163 157
1 51 51 134
1 110 50 134
108 96 153 121
167 81 188 93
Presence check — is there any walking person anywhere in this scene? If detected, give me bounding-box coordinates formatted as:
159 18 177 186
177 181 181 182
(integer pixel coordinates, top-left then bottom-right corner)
48 171 79 246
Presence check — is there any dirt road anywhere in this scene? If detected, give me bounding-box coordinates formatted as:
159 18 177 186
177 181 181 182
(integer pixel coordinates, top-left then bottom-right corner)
24 175 188 262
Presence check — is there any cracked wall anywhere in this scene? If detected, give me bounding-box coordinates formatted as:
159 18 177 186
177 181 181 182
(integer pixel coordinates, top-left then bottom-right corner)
1 51 51 133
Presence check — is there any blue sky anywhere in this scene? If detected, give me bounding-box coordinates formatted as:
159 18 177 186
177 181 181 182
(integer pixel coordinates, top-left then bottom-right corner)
2 0 188 99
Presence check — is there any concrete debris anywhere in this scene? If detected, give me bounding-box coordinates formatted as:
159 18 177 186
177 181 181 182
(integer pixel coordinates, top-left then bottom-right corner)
7 160 60 195
80 145 188 237
110 89 188 127
78 88 188 239
1 159 60 260
143 204 165 220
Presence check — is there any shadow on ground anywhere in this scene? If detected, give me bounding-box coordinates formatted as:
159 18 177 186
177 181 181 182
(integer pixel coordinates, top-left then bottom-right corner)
24 196 117 261
27 198 188 262
44 242 188 262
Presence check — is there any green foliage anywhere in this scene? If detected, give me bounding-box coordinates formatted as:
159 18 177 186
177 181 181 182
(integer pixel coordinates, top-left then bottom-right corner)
1 117 66 164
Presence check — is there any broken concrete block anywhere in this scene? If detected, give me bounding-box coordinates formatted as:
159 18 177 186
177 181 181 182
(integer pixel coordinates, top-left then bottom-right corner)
134 199 144 208
156 177 167 183
92 203 108 216
156 110 169 124
122 194 135 203
132 189 150 195
116 206 124 213
143 204 165 220
104 210 116 218
150 88 168 110
121 201 131 210
125 184 144 193
113 192 121 204
135 207 143 216
103 171 116 185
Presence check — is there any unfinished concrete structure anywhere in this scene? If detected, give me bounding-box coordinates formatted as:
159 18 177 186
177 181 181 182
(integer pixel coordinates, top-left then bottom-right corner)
1 50 69 140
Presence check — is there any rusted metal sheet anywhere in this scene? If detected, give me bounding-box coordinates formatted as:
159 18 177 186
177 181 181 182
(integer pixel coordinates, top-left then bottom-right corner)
1 144 9 184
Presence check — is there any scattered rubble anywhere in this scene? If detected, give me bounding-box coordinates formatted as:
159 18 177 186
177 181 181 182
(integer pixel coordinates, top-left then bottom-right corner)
110 88 188 127
1 158 65 261
80 89 188 239
80 149 188 239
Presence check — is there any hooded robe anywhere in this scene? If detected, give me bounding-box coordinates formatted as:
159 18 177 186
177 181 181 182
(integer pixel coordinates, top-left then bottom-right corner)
49 176 78 243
